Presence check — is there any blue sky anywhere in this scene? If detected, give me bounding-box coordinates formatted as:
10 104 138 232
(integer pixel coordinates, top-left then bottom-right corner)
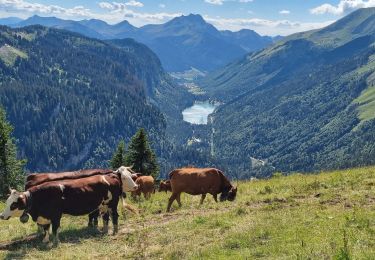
0 0 374 35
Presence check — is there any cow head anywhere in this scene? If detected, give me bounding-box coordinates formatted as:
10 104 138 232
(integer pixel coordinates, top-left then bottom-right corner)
158 180 171 193
115 166 139 192
0 189 27 220
227 186 238 201
220 186 238 202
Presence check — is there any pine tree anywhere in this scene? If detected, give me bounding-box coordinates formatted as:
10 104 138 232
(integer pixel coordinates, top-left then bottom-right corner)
0 107 26 197
125 128 159 178
110 140 126 170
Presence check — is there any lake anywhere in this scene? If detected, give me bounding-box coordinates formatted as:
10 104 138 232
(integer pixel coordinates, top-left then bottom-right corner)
182 101 217 125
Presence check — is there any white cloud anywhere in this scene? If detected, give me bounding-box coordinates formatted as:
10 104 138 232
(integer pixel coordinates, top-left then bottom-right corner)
0 0 336 36
239 0 253 2
205 16 334 36
0 0 91 17
98 2 181 25
159 3 166 8
311 0 375 15
125 1 144 7
205 0 224 5
279 10 290 15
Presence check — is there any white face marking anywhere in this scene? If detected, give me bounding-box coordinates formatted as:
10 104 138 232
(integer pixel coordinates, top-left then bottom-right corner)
59 184 65 192
116 166 139 192
0 190 24 220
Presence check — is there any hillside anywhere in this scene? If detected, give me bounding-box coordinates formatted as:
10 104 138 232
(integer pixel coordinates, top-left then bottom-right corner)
1 166 375 259
6 14 276 72
0 25 178 172
200 8 375 177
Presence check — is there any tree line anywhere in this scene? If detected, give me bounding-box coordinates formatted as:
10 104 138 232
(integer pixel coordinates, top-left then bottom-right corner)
0 106 159 198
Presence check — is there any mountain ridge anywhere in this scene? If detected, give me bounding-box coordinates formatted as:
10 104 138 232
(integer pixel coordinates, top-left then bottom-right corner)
2 14 278 72
201 7 375 177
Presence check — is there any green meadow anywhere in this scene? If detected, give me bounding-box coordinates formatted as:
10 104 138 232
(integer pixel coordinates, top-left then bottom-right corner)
1 166 375 259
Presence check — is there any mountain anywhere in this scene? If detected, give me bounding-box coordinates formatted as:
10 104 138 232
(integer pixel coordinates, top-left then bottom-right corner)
220 29 274 52
0 17 23 26
16 15 103 39
10 14 276 72
0 25 191 172
201 8 375 177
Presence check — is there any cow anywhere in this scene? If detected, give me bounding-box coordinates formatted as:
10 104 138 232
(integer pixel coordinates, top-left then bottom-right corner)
166 168 237 212
0 166 138 244
131 173 142 182
25 168 115 228
158 180 172 193
25 169 113 190
131 176 155 200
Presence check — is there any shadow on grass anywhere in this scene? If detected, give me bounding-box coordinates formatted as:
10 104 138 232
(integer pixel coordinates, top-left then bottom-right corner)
2 227 103 259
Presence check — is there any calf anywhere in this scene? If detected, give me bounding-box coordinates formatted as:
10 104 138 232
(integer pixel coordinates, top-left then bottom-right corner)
131 176 155 200
167 168 237 212
158 180 172 193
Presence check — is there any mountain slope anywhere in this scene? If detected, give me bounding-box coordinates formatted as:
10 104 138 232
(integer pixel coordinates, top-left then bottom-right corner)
2 166 375 259
0 25 169 172
10 14 276 72
201 8 375 177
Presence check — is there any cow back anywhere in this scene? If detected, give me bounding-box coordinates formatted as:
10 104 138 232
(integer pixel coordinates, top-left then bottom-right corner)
25 169 113 190
169 168 224 195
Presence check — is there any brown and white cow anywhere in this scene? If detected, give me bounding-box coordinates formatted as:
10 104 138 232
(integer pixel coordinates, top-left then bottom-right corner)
166 168 237 212
131 176 155 200
25 168 116 228
0 166 138 244
25 169 113 190
158 180 172 193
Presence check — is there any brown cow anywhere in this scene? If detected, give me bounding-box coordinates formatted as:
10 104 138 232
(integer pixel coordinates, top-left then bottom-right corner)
0 173 135 244
131 176 155 200
158 180 172 193
25 169 113 190
167 168 237 212
131 173 142 182
25 168 115 227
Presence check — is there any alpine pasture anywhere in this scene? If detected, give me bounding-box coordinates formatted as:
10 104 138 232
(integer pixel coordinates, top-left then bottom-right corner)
1 166 375 259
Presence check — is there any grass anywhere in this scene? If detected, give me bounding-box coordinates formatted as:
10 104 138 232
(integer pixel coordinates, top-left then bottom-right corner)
0 44 28 67
1 166 375 259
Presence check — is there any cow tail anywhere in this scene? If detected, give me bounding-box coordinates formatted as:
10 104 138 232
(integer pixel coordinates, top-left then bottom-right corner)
120 196 139 215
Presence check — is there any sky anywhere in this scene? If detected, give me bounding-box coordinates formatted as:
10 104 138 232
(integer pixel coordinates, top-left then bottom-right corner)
0 0 375 35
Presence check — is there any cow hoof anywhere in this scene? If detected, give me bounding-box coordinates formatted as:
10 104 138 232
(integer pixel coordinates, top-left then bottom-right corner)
113 225 118 235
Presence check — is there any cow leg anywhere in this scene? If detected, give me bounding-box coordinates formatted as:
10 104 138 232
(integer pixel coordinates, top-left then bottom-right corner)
167 193 178 212
176 193 182 207
42 224 50 243
213 194 218 203
111 209 119 235
102 213 109 234
51 218 61 245
200 194 207 205
88 210 99 228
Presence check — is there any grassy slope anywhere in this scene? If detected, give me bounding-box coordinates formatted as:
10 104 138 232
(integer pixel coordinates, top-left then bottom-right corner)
1 166 375 259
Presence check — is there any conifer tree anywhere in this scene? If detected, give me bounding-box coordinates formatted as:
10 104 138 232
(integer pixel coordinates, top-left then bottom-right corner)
110 140 126 170
0 107 26 197
125 128 159 178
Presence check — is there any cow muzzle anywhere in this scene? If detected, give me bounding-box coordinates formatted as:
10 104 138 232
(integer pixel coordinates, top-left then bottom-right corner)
0 214 10 220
